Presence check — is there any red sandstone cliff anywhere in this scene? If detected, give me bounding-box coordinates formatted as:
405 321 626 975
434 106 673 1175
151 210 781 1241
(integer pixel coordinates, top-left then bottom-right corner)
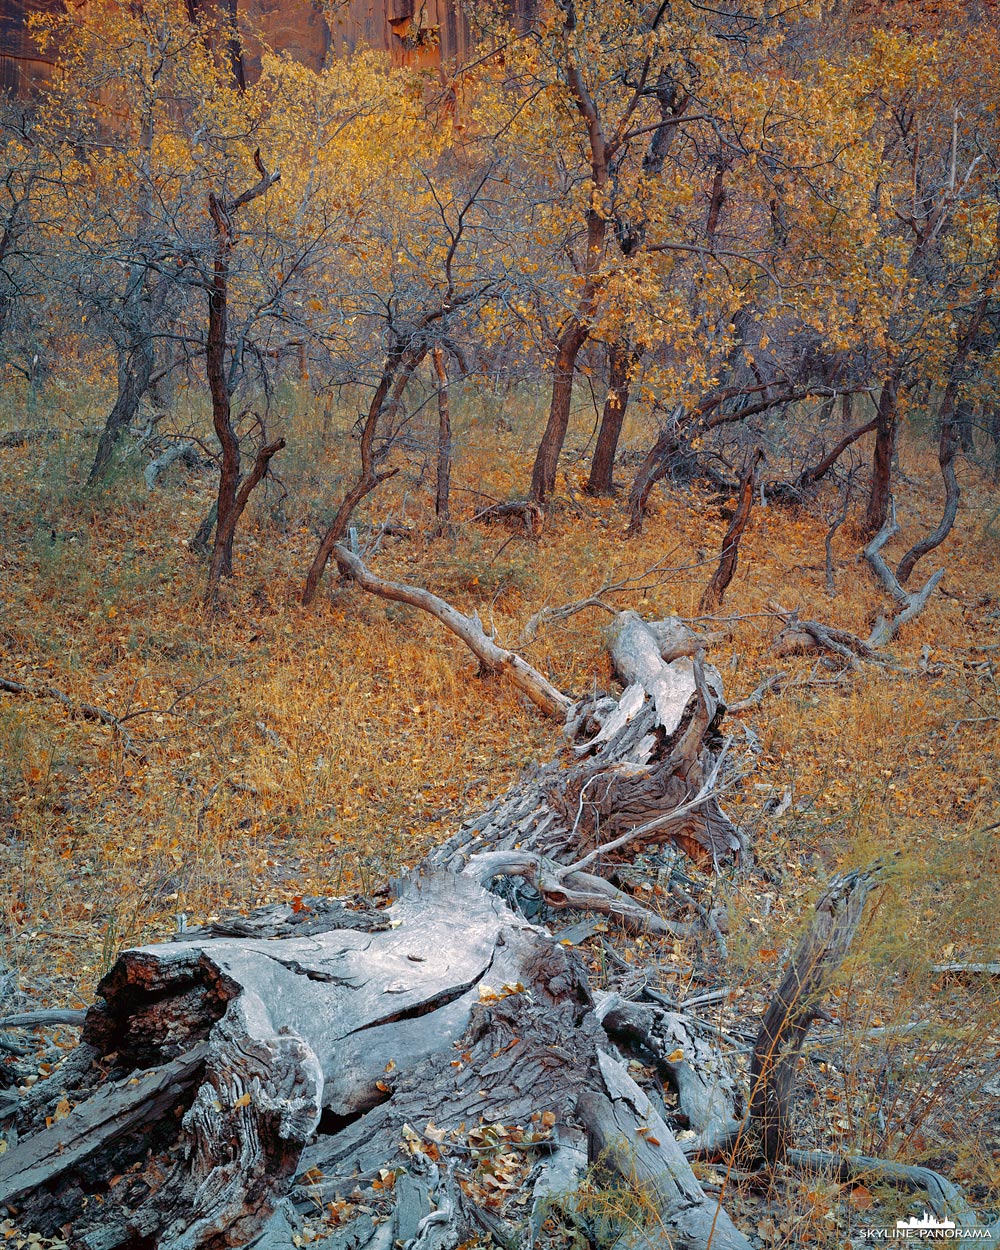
0 0 503 94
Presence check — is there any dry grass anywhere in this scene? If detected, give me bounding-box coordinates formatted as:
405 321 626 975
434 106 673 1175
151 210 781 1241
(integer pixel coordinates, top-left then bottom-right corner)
1 380 998 1242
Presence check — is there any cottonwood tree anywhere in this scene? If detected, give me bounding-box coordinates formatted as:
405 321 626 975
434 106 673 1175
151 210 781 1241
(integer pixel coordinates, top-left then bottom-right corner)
475 0 884 509
29 0 235 483
837 15 1000 535
291 69 524 602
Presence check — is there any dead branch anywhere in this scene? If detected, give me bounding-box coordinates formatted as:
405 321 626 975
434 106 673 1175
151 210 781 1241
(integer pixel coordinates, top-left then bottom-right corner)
788 1148 993 1233
331 545 573 719
749 864 884 1165
0 676 147 761
461 848 701 937
864 497 945 647
0 1010 86 1029
727 671 788 712
518 557 724 648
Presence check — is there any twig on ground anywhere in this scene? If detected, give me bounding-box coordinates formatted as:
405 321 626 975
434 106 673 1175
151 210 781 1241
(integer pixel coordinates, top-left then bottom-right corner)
0 677 147 761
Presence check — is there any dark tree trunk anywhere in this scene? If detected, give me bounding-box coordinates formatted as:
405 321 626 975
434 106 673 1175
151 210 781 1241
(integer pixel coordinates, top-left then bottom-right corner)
895 383 960 586
201 158 280 603
586 339 637 495
205 192 239 595
893 261 996 583
530 317 590 502
627 425 679 535
864 368 899 536
87 337 154 485
432 345 452 528
699 448 763 612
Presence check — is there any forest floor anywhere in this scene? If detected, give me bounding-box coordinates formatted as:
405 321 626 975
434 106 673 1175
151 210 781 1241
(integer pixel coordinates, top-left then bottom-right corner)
1 384 999 1247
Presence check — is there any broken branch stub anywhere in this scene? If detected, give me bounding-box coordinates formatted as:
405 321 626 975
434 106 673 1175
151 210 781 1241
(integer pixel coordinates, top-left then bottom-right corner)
749 864 884 1166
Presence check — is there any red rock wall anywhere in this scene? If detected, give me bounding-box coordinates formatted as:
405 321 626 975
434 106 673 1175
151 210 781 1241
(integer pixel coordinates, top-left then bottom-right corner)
0 0 508 93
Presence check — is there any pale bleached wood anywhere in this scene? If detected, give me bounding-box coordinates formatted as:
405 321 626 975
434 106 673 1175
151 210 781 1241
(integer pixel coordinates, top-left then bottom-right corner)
332 544 573 719
577 1051 753 1250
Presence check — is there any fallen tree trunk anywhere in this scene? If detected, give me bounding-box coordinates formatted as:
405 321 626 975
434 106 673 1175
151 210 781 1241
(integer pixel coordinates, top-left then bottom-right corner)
0 608 750 1249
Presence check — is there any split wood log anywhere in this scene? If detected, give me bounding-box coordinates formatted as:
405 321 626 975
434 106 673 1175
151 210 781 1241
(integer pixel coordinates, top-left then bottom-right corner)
749 864 884 1166
0 873 749 1250
577 1051 753 1250
596 994 742 1157
431 609 741 876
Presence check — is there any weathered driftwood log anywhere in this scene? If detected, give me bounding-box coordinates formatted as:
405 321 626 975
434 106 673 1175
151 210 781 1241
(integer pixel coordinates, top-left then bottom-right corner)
432 610 741 881
1 609 750 1249
0 872 751 1250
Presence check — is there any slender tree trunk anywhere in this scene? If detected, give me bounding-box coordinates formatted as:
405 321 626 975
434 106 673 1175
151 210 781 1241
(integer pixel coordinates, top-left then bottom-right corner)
301 345 423 605
432 346 452 529
892 249 996 580
699 448 763 612
530 317 590 502
206 194 239 593
586 340 637 495
989 404 1000 483
202 159 280 603
87 336 154 485
864 368 899 536
527 2 610 505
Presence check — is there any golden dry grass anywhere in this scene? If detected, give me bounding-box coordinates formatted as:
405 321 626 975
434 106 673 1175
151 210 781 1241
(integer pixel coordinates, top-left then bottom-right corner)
1 382 998 1241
